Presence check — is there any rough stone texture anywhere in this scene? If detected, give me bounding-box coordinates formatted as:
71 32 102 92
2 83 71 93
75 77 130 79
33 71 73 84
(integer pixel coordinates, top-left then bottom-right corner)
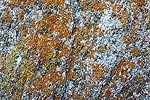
0 0 150 99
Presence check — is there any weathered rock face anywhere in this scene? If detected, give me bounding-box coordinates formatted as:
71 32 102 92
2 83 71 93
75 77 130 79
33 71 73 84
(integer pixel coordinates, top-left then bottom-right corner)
0 0 150 99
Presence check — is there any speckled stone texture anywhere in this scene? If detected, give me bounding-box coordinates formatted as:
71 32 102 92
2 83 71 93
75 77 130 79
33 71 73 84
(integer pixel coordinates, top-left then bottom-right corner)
0 0 150 100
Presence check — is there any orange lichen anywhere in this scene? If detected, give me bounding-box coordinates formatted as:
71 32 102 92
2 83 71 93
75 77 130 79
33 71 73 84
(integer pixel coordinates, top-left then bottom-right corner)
131 0 145 5
1 0 149 99
128 62 135 68
46 0 52 5
132 47 138 57
105 89 111 97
